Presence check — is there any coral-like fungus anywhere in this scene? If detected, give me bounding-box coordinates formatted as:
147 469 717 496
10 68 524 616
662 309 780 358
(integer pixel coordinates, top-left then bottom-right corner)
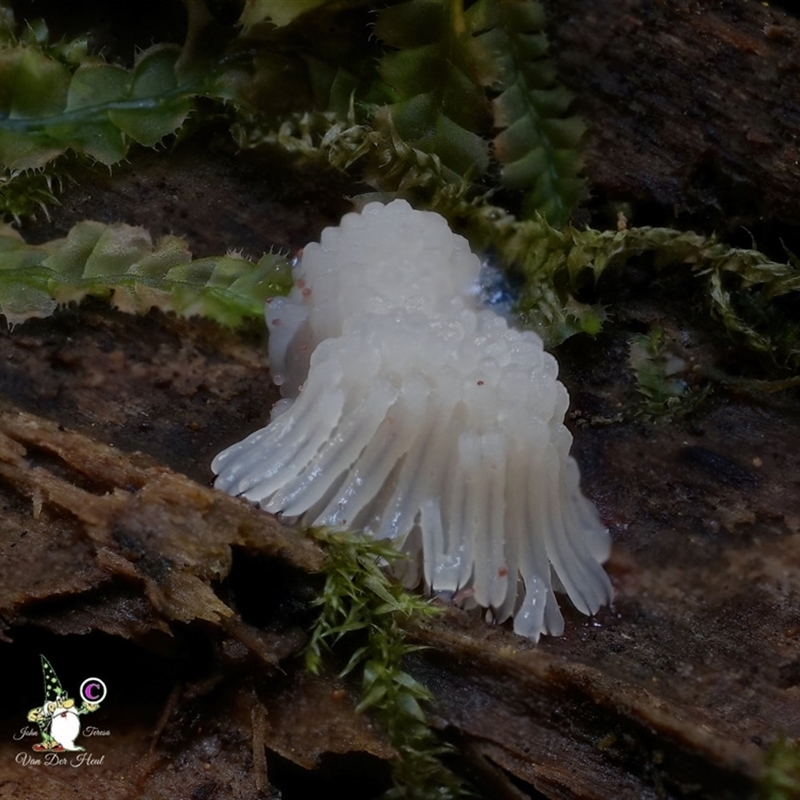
213 200 612 640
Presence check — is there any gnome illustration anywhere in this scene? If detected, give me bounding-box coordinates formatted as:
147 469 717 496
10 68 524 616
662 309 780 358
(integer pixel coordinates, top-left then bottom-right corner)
26 656 100 752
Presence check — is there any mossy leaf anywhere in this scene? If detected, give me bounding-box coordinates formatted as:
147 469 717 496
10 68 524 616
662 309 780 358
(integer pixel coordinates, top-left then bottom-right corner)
374 0 493 181
109 46 194 147
303 529 468 797
467 0 585 226
447 196 800 370
0 43 196 170
0 221 291 328
66 63 130 110
4 46 71 118
240 0 332 29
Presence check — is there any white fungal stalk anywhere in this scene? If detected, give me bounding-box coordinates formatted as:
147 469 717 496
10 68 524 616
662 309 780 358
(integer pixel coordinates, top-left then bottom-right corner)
212 199 612 641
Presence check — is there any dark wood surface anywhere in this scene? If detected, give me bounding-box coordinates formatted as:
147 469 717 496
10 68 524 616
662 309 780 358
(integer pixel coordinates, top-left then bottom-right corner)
546 0 800 246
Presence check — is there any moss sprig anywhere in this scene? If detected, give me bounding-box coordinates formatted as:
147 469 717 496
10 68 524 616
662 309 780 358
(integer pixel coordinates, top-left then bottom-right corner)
763 738 800 800
467 0 585 226
0 41 198 171
430 194 800 371
372 0 494 182
625 324 714 422
305 529 470 800
232 108 456 200
0 220 292 327
0 162 68 222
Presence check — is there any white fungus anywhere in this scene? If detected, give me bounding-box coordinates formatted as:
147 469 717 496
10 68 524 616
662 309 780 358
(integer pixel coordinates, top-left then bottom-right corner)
212 199 612 641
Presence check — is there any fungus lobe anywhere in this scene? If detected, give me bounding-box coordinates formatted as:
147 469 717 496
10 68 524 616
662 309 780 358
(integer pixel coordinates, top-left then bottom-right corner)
212 200 612 641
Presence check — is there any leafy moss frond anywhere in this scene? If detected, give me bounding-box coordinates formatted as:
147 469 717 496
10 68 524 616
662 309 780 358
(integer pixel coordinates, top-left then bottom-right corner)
306 529 469 800
0 42 198 171
511 221 800 367
224 0 380 118
0 162 69 223
763 738 800 800
373 0 494 181
467 0 584 226
628 325 701 421
233 108 457 201
0 221 291 327
239 0 370 31
431 194 800 369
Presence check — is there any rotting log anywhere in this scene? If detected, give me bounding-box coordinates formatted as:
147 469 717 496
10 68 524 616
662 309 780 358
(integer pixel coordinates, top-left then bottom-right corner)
1 295 799 797
545 0 800 242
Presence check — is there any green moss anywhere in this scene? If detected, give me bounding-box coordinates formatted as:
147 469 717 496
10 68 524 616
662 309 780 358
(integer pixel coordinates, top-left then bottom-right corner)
625 325 713 422
763 738 800 800
0 41 196 170
431 195 800 373
467 0 585 226
0 220 291 327
305 529 471 799
372 0 494 181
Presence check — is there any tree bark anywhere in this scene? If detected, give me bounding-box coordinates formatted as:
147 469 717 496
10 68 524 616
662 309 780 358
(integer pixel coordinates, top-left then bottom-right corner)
546 0 800 247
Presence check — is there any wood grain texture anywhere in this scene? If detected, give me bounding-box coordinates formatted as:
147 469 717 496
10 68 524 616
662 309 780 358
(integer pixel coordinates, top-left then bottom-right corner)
545 0 800 239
